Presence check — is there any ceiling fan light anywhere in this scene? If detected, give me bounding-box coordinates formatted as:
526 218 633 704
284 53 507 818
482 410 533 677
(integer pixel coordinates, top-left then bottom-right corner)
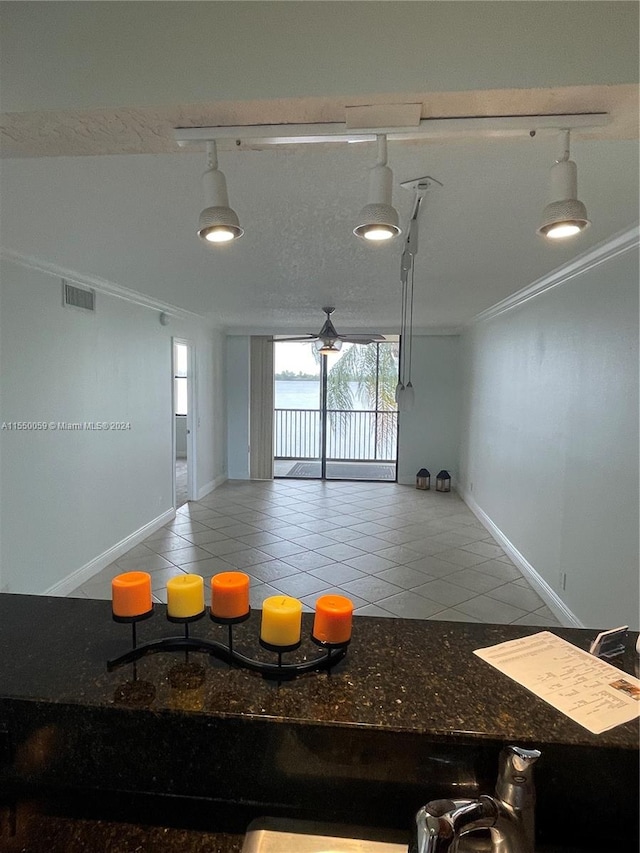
317 339 342 355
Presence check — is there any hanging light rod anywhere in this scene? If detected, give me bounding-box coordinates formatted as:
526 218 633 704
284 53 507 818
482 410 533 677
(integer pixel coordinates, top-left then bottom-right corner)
174 113 609 147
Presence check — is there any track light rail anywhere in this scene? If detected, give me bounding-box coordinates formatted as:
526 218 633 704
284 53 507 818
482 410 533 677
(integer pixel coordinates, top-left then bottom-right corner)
174 113 609 146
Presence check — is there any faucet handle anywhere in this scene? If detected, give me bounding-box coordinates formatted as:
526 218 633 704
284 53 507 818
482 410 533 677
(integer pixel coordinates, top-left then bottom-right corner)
496 745 541 813
502 745 541 777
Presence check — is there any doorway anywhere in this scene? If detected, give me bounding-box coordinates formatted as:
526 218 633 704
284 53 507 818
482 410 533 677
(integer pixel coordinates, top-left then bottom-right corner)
172 339 196 507
273 340 398 481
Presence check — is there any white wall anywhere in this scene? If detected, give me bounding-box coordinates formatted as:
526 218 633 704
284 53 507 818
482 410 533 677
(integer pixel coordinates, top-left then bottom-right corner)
0 258 226 594
396 336 461 486
458 242 639 629
226 334 461 485
226 336 251 479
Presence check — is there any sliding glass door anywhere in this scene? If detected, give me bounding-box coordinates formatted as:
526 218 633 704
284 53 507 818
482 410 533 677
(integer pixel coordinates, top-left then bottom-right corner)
274 340 398 481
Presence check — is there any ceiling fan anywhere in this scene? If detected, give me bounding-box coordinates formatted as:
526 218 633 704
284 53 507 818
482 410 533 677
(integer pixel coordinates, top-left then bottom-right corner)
277 307 385 354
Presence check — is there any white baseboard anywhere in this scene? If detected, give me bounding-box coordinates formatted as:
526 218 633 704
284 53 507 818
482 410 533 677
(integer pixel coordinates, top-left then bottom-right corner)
458 488 583 628
45 507 176 597
197 473 227 501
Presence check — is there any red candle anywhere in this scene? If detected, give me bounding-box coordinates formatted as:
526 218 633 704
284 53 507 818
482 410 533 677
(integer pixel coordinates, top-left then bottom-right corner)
210 571 250 619
312 594 354 644
111 571 152 618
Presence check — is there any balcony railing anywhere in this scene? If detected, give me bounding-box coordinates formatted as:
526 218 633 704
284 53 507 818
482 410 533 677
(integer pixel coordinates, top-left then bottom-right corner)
274 408 398 462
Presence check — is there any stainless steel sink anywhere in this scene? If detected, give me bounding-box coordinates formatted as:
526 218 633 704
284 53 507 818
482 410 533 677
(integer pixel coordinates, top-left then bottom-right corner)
242 817 605 853
242 818 408 853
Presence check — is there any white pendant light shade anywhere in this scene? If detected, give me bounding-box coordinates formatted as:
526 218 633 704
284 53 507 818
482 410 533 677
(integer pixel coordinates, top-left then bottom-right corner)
537 132 590 239
396 381 415 413
354 135 401 242
403 381 415 411
197 142 244 245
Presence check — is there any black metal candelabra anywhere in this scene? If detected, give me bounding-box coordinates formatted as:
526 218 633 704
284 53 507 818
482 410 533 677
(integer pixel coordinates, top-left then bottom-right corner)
107 606 349 681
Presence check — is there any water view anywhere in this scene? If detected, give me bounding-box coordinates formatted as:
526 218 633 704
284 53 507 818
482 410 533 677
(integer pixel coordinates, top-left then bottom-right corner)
275 380 371 410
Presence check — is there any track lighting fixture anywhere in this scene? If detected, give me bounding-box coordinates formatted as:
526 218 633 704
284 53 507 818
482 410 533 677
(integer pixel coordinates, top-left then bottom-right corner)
175 114 606 248
537 130 590 240
197 141 243 245
354 135 401 242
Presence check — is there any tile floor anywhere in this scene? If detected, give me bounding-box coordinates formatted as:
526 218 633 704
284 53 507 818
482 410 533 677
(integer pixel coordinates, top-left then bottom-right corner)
70 479 562 627
175 458 188 508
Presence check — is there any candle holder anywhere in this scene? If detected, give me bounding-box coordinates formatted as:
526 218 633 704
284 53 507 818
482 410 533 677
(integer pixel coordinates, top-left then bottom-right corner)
107 609 349 680
112 607 155 654
311 635 352 676
210 608 251 661
259 637 302 681
167 608 206 643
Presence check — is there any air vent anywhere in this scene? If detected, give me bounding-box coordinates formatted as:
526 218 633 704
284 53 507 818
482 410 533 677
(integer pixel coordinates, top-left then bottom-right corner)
62 279 95 312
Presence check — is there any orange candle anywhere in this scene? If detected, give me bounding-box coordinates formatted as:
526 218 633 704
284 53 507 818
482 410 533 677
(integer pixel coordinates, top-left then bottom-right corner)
111 571 152 618
210 571 250 619
312 594 354 644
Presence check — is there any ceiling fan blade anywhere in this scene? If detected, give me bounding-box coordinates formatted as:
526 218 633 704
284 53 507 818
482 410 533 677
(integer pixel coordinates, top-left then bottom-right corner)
274 335 318 342
277 310 385 348
339 333 386 344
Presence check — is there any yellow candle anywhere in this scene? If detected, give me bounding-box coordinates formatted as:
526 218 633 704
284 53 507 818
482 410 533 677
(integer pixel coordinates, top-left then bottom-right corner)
166 574 205 619
260 596 303 647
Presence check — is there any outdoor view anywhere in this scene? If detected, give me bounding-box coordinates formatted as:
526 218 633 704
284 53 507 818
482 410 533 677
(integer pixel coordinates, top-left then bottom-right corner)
274 340 399 480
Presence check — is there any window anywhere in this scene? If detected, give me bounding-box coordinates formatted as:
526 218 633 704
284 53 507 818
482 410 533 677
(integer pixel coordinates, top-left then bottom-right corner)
174 343 188 415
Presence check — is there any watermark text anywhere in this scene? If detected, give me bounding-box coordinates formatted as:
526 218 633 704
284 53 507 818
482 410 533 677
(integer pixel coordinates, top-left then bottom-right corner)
1 421 132 431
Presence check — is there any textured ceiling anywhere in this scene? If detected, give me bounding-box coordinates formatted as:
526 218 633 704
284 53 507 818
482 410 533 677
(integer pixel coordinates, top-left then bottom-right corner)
1 2 638 334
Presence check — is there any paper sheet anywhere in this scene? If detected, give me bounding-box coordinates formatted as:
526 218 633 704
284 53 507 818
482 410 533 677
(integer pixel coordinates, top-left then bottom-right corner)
474 631 640 734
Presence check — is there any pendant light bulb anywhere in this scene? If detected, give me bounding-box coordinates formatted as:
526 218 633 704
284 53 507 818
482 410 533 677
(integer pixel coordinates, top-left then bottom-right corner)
537 131 590 240
198 141 244 245
354 135 401 242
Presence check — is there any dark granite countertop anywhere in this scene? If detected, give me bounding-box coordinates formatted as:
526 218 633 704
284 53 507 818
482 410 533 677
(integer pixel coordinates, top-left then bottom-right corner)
2 814 244 853
1 594 638 852
0 593 638 750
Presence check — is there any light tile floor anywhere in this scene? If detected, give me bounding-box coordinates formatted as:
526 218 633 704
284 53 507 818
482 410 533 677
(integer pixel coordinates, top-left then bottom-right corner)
70 479 563 627
175 458 188 508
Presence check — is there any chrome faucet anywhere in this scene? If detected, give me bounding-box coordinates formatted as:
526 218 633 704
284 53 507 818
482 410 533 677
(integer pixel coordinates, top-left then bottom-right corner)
409 745 541 853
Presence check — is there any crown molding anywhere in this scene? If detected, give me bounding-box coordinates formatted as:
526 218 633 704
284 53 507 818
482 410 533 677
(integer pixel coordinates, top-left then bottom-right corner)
469 224 640 326
0 248 218 328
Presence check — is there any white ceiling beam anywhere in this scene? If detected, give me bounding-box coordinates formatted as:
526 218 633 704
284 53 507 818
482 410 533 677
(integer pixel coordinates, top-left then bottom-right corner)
174 113 610 146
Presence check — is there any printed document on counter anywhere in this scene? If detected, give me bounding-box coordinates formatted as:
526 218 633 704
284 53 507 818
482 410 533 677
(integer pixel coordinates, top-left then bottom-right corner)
474 631 640 734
